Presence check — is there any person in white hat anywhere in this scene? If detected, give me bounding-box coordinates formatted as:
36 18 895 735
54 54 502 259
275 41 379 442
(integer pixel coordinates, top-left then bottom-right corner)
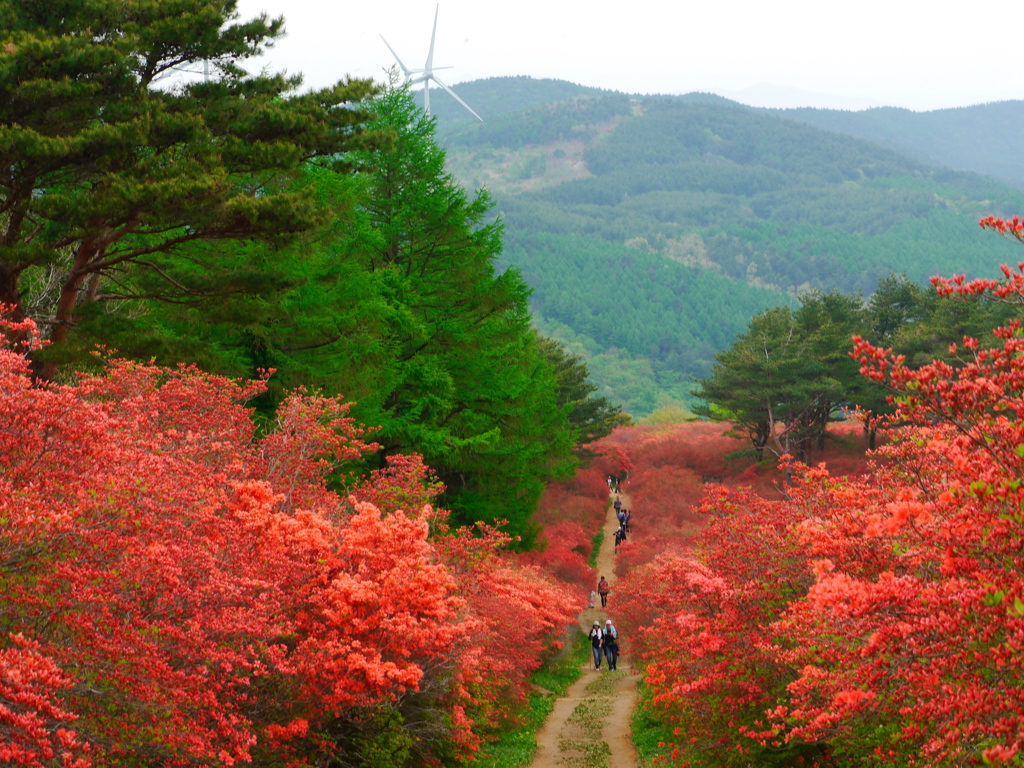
588 620 604 669
603 619 619 670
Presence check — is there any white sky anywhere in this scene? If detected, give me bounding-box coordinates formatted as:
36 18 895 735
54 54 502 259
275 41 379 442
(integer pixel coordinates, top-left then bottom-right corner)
234 0 1023 111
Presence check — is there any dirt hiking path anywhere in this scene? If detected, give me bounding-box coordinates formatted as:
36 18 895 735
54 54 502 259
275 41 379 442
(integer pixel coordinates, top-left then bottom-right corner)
529 493 639 768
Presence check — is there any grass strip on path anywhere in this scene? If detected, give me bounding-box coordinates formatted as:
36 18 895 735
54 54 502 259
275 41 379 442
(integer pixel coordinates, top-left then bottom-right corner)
470 629 590 767
589 528 605 568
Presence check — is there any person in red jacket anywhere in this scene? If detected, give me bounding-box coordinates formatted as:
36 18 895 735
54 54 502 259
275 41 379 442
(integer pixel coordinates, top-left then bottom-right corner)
598 576 610 608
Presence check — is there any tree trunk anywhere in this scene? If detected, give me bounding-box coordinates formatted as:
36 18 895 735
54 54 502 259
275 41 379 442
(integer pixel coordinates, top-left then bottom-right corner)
34 241 96 381
0 265 30 349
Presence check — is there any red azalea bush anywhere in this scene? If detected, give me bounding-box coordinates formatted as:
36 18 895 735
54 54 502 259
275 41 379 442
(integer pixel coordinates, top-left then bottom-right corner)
519 520 595 592
0 316 576 767
615 481 820 766
614 222 1024 767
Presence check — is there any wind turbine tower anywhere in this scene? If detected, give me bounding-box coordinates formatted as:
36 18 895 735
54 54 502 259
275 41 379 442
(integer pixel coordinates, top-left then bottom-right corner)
381 5 483 121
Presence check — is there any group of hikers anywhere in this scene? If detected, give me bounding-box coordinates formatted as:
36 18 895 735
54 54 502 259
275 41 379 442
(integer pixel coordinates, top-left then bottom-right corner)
589 618 619 671
584 484 636 671
612 495 631 550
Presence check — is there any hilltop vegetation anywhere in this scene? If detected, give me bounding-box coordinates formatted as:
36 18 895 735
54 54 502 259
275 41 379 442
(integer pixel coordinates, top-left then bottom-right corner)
420 75 612 132
437 80 1024 415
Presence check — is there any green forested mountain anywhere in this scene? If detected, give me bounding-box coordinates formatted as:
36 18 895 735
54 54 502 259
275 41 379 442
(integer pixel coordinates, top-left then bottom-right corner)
774 101 1024 190
436 78 1024 416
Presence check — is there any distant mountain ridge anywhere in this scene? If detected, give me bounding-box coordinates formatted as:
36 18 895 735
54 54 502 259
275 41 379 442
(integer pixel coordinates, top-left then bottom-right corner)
430 76 1024 190
772 101 1024 190
426 76 1024 416
417 76 610 126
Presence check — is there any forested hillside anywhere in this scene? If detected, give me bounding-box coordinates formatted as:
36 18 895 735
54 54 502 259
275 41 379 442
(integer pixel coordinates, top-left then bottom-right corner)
421 75 612 132
438 79 1024 415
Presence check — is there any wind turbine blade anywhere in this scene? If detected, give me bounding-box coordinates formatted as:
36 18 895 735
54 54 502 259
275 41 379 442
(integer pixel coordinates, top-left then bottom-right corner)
380 35 412 78
432 74 483 121
425 4 439 72
424 78 430 115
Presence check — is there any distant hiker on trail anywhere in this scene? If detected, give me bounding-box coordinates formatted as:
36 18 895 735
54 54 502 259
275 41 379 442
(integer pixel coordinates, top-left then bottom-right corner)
613 497 622 513
624 509 632 533
589 621 604 669
613 527 624 550
598 576 610 608
589 590 596 609
617 508 626 528
604 619 619 670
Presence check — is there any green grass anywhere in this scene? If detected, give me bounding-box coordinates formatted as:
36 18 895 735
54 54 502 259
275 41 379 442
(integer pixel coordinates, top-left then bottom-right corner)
631 682 678 768
589 527 605 568
470 630 590 767
471 690 555 768
531 629 590 696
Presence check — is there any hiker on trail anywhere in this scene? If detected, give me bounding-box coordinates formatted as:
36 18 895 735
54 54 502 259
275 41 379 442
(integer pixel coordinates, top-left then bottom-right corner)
589 621 604 669
588 590 596 609
604 619 619 670
613 497 622 513
624 509 632 533
598 576 610 608
617 508 626 528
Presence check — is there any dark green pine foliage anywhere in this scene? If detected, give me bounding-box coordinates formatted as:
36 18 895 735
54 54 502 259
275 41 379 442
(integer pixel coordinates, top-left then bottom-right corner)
696 291 878 461
536 335 632 446
0 0 376 374
75 83 594 542
696 306 825 460
340 85 579 540
697 271 1024 458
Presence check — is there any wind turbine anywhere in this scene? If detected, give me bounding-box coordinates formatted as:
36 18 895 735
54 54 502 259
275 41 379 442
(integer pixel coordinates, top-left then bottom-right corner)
380 5 483 121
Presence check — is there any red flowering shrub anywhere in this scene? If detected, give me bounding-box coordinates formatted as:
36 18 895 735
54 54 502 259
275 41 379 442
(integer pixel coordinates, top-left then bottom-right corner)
519 520 595 591
0 316 577 766
615 481 820 766
617 226 1024 766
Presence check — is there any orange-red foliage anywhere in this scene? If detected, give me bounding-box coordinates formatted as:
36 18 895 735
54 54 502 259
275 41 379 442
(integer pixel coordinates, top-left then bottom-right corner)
609 234 1024 766
519 521 594 592
533 461 608 534
0 317 578 767
589 421 874 575
527 459 608 594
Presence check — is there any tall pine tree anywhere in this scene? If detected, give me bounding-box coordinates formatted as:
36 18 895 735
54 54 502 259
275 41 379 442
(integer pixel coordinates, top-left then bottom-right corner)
0 0 376 375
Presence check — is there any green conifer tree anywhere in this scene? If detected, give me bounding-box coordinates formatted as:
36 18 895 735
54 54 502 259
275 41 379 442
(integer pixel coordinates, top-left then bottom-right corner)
0 0 376 375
